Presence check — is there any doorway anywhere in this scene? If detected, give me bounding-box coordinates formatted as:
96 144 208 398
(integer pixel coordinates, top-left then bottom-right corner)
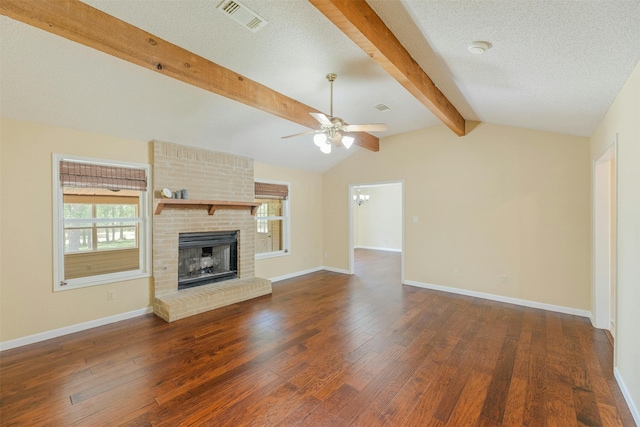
348 181 404 282
593 140 617 340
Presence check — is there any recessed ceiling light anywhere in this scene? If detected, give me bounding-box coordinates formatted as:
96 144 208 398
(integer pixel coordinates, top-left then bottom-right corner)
468 41 492 54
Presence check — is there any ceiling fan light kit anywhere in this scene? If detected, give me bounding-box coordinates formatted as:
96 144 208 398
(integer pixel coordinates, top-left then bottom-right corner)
313 133 327 147
353 189 370 206
282 73 388 154
320 141 332 154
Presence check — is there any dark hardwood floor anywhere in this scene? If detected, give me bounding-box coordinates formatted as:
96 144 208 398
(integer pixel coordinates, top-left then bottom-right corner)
0 249 635 426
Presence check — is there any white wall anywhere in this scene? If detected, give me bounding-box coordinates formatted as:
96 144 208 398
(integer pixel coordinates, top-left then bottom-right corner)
353 183 402 251
590 59 640 423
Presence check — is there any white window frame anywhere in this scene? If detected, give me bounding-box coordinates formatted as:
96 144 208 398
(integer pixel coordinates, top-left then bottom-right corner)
254 180 290 260
52 154 152 291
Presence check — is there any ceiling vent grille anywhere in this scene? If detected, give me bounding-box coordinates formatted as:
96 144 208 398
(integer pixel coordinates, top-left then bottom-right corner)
216 0 268 32
374 103 391 112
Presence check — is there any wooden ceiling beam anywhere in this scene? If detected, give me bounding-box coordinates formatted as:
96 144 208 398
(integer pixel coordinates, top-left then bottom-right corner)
309 0 466 136
0 0 380 151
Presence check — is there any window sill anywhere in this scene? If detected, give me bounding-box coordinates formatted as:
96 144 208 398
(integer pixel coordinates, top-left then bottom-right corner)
55 270 151 292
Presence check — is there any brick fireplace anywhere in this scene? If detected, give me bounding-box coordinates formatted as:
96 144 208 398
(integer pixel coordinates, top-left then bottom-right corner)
152 141 272 322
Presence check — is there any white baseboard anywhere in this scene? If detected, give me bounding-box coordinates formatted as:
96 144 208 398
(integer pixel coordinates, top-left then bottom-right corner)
322 266 351 275
269 267 323 282
270 266 353 283
0 307 153 352
354 246 402 252
615 367 640 425
403 280 592 318
2 268 351 350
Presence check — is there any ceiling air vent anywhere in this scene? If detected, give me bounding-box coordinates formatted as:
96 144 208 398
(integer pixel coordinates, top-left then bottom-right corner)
216 0 268 33
374 103 391 112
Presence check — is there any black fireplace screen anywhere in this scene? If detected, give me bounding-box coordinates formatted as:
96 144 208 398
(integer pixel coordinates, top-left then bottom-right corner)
178 231 238 290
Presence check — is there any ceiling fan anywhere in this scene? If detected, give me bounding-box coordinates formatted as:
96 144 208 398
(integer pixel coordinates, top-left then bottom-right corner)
282 73 388 154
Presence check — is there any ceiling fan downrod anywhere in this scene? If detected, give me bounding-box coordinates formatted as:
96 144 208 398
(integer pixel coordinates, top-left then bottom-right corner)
326 73 337 117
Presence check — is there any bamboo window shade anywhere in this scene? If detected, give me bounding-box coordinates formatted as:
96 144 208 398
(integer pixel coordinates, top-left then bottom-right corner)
254 182 288 200
60 161 147 191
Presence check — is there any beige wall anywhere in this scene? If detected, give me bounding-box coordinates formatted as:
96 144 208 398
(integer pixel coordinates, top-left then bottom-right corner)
354 183 402 251
324 122 591 310
0 120 325 343
591 60 640 419
254 162 324 280
0 118 153 342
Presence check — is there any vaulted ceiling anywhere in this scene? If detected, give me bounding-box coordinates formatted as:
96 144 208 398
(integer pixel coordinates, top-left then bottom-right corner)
2 1 640 172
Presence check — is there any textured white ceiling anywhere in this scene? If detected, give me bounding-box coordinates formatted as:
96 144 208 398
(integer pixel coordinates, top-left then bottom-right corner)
371 0 640 136
1 1 640 172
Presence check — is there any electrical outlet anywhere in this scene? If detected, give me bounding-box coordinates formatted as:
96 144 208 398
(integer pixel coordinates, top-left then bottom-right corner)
324 252 328 259
453 268 460 276
501 275 509 284
107 290 115 301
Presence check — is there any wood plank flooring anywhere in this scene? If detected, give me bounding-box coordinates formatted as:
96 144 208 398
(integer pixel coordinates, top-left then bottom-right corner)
0 249 635 426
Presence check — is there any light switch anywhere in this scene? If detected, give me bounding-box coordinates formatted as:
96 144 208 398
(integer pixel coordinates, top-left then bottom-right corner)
412 216 418 223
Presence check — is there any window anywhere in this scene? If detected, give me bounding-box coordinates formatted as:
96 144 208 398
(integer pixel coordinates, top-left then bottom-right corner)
255 203 269 234
254 181 289 259
64 196 139 253
53 155 151 291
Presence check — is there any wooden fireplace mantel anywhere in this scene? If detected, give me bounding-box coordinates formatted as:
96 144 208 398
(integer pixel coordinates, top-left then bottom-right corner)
154 199 260 216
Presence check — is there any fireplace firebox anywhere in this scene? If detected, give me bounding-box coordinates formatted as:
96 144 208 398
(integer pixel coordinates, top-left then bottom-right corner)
178 231 238 290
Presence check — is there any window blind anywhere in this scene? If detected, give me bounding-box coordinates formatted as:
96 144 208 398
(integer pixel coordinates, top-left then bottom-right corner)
60 161 147 191
254 182 288 200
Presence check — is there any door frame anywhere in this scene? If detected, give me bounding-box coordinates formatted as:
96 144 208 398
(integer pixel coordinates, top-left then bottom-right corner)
593 136 617 332
348 180 404 283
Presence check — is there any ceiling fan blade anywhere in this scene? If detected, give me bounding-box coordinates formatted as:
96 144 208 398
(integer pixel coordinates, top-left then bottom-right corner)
310 112 333 126
342 123 388 132
281 129 320 139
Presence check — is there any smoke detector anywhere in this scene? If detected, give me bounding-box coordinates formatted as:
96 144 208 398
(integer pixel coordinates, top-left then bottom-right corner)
468 41 492 54
217 0 268 32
